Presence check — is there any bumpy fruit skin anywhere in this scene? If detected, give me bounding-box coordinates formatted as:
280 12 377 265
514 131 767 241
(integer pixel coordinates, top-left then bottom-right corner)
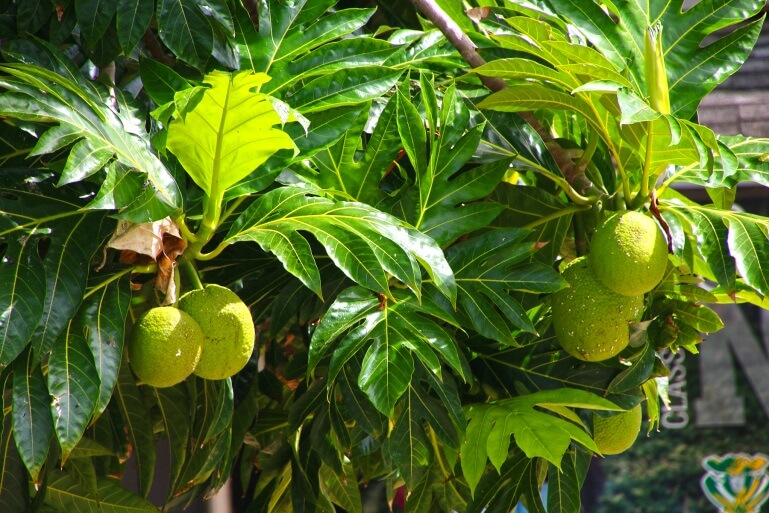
178 284 255 380
593 403 643 455
128 307 204 388
551 257 643 362
590 211 668 296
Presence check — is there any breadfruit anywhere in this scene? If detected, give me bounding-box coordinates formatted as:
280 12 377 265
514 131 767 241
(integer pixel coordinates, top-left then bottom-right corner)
128 307 204 388
178 284 255 380
593 403 643 455
551 256 643 362
590 211 668 296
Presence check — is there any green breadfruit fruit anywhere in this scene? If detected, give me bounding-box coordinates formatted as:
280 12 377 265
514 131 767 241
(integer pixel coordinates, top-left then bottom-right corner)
590 211 668 296
178 284 255 380
128 307 204 388
593 403 643 455
551 256 644 362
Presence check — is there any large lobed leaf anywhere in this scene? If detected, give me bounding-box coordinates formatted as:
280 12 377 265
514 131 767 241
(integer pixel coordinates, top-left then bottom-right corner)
436 229 567 342
461 388 621 494
225 187 456 303
392 81 508 246
309 287 467 417
166 70 300 201
0 63 180 221
547 0 765 119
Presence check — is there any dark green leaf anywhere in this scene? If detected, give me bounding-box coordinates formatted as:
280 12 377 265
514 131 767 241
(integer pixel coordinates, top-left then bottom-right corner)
156 0 213 69
29 206 110 360
551 0 765 118
45 469 158 512
608 343 656 394
114 364 155 498
226 187 455 303
289 67 403 114
302 93 398 205
17 0 51 35
81 272 130 416
233 0 338 74
465 450 533 513
547 451 590 513
393 85 507 245
139 59 190 106
440 229 566 342
76 0 118 46
1 390 30 513
152 384 190 499
389 386 431 487
47 317 100 460
287 38 398 78
318 461 362 513
0 197 46 368
117 0 153 56
12 353 53 482
0 64 181 216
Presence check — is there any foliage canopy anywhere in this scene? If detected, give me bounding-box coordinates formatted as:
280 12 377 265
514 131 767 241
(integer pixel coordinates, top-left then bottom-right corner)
1 0 768 511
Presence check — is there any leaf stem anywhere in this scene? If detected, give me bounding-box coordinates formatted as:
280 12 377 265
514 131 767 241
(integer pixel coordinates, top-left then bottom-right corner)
523 204 591 230
180 260 204 290
218 196 248 226
82 264 156 300
173 213 198 243
195 240 230 261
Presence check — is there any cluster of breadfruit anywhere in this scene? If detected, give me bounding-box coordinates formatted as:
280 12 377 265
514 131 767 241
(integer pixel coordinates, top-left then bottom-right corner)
551 211 666 455
128 284 255 387
551 211 668 363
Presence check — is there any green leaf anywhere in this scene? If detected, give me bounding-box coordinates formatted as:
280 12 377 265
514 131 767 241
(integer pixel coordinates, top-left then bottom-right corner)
0 406 29 513
489 184 575 264
47 316 100 460
389 386 431 487
357 343 414 419
547 451 590 513
76 0 118 47
608 343 656 394
12 353 53 482
27 204 110 360
318 461 362 513
156 0 213 69
151 384 190 499
462 388 619 494
287 38 398 79
0 64 181 216
288 67 404 114
316 288 466 413
233 0 346 75
17 0 51 35
81 272 130 416
393 85 507 245
45 469 159 513
302 93 399 205
663 201 769 298
139 59 190 106
440 229 566 342
226 187 455 302
465 449 534 513
114 364 156 498
116 0 153 56
551 0 765 118
0 198 46 368
166 70 299 199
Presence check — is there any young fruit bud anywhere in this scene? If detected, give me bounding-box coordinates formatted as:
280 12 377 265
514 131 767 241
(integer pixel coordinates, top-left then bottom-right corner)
645 23 670 115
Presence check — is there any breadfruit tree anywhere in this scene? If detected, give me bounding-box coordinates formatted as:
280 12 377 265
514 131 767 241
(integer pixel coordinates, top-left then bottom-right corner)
1 0 767 511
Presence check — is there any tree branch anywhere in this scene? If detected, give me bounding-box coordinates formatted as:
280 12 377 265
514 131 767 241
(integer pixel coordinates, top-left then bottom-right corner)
141 29 174 67
409 0 601 199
